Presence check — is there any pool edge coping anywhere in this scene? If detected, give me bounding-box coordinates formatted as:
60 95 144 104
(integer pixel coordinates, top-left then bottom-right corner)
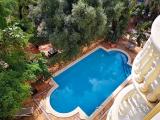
45 46 132 119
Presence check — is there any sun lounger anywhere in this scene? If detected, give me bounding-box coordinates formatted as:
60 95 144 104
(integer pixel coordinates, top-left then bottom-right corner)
15 107 34 117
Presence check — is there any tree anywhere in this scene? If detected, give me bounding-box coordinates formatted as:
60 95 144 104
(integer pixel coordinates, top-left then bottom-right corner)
41 0 61 34
0 24 51 119
129 0 159 47
0 70 31 119
0 1 50 119
16 0 39 33
47 0 106 60
0 0 17 29
71 1 97 44
17 0 37 20
0 24 29 55
85 0 102 7
40 0 106 41
103 0 130 42
0 25 30 119
148 0 160 16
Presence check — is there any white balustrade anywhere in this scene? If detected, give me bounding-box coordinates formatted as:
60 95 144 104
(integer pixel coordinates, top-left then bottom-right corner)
156 76 160 85
135 39 151 61
140 60 160 92
134 54 154 74
147 86 160 102
135 45 159 70
134 57 160 83
151 79 159 90
143 39 151 50
107 16 160 120
134 47 153 67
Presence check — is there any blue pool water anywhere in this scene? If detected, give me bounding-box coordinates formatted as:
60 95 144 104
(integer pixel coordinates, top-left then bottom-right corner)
50 48 131 116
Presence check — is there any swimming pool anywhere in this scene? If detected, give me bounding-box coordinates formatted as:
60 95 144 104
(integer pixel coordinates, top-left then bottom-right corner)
49 47 131 117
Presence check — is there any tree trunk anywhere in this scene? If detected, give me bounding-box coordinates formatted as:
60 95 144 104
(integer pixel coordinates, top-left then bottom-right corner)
19 5 23 20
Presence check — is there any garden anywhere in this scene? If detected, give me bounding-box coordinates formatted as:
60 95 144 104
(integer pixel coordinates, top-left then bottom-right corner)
0 0 159 119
